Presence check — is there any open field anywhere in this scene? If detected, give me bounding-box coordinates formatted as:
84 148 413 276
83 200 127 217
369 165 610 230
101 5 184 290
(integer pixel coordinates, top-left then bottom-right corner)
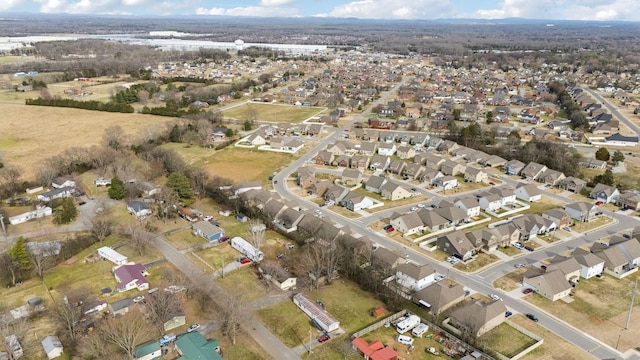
222 102 326 123
0 103 173 179
526 272 640 351
480 322 538 358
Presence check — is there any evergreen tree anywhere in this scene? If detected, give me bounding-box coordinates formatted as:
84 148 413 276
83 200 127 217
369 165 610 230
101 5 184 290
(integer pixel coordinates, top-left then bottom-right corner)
108 177 127 200
595 147 610 161
612 150 625 165
166 172 194 204
54 198 77 224
8 237 31 271
485 111 494 124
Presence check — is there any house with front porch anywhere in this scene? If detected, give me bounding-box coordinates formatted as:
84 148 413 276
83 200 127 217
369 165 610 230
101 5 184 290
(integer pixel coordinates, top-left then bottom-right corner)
390 212 424 235
515 183 542 202
477 192 502 212
402 163 425 180
341 168 363 186
523 268 572 302
421 169 444 185
542 208 572 228
558 177 587 193
369 155 391 171
340 192 375 212
536 169 566 186
377 143 397 156
396 146 416 160
380 181 412 201
433 176 458 190
416 209 451 232
437 230 475 261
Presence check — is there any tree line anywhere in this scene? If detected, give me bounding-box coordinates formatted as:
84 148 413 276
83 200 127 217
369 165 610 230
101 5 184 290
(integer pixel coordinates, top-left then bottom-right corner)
25 97 134 113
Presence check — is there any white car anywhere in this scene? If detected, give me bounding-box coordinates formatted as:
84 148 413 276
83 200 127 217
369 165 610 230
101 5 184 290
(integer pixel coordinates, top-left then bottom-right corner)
515 263 525 269
435 274 446 282
133 295 145 303
489 293 502 301
410 207 418 212
187 324 201 333
417 203 426 208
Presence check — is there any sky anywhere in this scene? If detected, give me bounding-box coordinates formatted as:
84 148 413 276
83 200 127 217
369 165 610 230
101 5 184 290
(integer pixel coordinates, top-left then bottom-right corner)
1 0 640 22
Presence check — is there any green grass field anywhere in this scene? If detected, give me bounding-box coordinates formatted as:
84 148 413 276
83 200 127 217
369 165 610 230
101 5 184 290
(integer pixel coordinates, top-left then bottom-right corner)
222 102 326 123
480 323 538 357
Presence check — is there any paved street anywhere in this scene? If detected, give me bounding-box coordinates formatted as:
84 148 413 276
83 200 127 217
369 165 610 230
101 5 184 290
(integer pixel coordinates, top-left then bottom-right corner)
581 87 640 136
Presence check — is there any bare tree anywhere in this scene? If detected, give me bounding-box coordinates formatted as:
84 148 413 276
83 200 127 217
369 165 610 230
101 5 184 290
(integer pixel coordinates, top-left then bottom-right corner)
0 252 21 287
219 288 248 345
247 219 266 252
143 291 183 335
103 125 126 151
125 224 154 255
36 161 59 187
99 311 149 360
86 213 115 245
154 185 179 224
0 165 22 195
51 289 90 345
89 145 119 176
27 241 59 278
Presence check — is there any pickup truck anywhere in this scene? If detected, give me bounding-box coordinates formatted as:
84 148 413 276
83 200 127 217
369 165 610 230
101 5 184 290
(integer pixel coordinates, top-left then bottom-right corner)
159 333 176 346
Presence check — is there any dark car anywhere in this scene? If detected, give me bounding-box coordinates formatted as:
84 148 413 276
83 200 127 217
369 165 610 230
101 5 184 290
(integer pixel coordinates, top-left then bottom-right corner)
383 224 393 230
240 258 252 265
526 313 539 322
522 288 533 294
505 311 513 318
318 333 330 343
78 201 87 206
524 245 535 252
219 236 230 242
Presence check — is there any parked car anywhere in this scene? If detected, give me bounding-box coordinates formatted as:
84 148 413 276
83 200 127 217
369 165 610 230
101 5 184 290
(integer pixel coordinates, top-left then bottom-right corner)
410 207 418 212
505 311 513 318
489 182 495 185
239 258 252 265
317 333 330 343
524 245 535 252
526 313 539 322
623 234 632 239
385 226 395 233
133 295 145 304
515 263 525 269
540 265 547 271
187 324 201 333
522 288 533 294
78 201 86 206
383 224 393 231
513 242 524 250
435 274 446 282
595 201 603 206
489 293 502 301
417 203 426 208
219 236 230 242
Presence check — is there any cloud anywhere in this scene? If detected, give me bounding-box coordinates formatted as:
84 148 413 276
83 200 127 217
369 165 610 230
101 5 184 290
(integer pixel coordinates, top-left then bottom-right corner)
0 0 25 11
326 0 457 19
196 6 300 17
469 0 640 21
261 0 296 6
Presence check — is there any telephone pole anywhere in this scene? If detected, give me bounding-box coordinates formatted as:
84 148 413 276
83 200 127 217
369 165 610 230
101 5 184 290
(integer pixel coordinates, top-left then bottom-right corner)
625 278 638 330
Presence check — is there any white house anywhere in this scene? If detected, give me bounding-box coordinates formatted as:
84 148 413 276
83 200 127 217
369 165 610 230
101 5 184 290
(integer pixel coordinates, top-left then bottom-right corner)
515 184 542 202
477 193 502 211
395 262 436 292
9 207 52 225
37 187 73 202
454 198 481 217
51 177 75 189
230 236 264 262
97 247 128 266
377 143 397 156
573 248 605 279
433 176 458 190
127 201 152 219
41 335 64 359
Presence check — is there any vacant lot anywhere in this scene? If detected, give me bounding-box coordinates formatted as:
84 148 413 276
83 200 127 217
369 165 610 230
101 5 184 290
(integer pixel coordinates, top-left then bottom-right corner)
223 102 326 123
480 322 538 358
527 273 640 351
0 103 172 179
454 253 500 273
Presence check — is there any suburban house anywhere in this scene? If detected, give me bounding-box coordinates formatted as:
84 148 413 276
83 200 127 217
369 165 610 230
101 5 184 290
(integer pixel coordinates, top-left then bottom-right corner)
542 208 572 228
523 268 572 301
558 177 587 193
51 177 76 189
454 197 481 218
421 169 444 185
565 202 597 222
515 183 542 202
416 209 451 232
440 160 466 176
477 192 502 212
371 247 406 270
134 340 162 360
377 143 397 156
41 335 64 359
340 192 375 212
297 167 317 189
324 184 349 203
333 155 351 168
413 282 465 315
617 192 640 210
423 154 445 170
390 212 424 235
274 207 305 232
590 183 620 204
511 214 550 240
112 263 149 292
191 221 225 242
396 146 416 159
520 162 547 180
573 248 605 279
174 333 222 360
137 182 161 197
402 163 425 180
395 262 436 291
448 300 507 337
536 169 566 185
127 201 152 219
350 155 370 171
483 155 507 168
380 181 412 201
504 159 525 176
36 187 74 202
341 168 363 186
433 176 458 190
369 155 391 171
437 231 475 261
108 297 131 317
547 255 582 283
259 263 297 291
386 159 405 175
314 150 334 165
351 337 398 360
365 176 386 194
464 167 488 183
434 204 469 225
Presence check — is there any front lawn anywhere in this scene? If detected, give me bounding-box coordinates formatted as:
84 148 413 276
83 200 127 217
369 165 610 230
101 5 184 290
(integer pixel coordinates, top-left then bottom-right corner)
454 253 499 273
571 215 613 233
493 268 527 292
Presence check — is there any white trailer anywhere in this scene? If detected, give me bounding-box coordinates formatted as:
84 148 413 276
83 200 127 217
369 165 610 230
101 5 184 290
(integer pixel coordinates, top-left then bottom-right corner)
230 236 264 262
9 207 52 225
97 246 128 266
396 314 420 334
412 323 429 337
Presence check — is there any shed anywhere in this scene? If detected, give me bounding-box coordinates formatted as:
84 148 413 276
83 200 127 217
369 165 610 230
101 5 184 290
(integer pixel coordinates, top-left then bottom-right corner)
41 335 63 359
